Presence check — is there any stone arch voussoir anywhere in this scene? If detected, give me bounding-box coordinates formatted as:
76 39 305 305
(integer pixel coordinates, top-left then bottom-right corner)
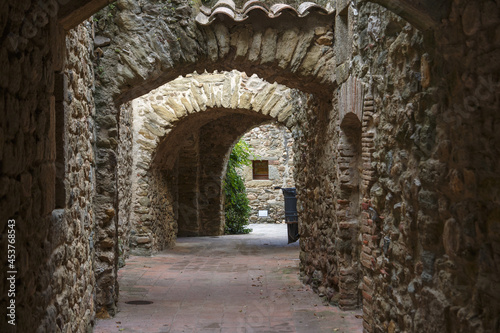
133 70 309 168
128 70 311 253
94 1 336 106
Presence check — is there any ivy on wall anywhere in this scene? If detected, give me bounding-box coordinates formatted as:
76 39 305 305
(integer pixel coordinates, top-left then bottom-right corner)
224 140 253 234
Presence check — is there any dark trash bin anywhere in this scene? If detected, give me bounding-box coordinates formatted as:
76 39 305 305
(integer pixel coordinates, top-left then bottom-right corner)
276 187 299 244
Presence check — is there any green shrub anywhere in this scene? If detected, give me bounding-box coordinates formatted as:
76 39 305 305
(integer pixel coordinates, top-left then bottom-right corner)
223 140 252 234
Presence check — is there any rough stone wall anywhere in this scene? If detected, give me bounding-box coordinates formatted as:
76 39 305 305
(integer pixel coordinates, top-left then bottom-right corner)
117 101 133 266
293 4 365 311
53 21 97 332
294 91 342 306
240 123 295 223
295 1 500 332
356 1 500 332
0 1 96 331
0 1 57 329
129 97 176 255
354 5 434 331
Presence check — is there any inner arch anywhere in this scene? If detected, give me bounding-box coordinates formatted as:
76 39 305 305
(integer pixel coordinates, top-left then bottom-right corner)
129 71 313 253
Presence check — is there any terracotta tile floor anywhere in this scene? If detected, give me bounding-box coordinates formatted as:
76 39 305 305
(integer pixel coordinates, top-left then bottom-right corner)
94 224 363 333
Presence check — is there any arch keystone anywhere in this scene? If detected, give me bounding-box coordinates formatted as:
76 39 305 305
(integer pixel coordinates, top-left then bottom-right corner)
222 71 241 108
230 74 242 109
213 84 224 107
202 83 215 107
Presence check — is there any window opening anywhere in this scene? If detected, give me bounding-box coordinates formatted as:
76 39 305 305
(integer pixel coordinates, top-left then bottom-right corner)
252 160 269 180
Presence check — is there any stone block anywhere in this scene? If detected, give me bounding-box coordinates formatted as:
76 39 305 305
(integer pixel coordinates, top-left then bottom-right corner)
362 245 372 254
230 26 251 59
290 29 314 72
202 83 214 107
229 72 241 109
214 23 230 58
361 251 373 269
94 36 111 47
298 44 323 76
136 236 151 244
251 82 277 111
339 298 358 309
190 82 208 111
180 97 194 114
362 290 372 302
261 91 283 116
260 28 277 64
99 238 114 249
360 225 373 234
335 62 350 85
248 31 262 62
144 121 165 137
204 27 219 62
165 97 187 118
222 73 234 108
214 86 223 107
276 28 299 68
363 318 373 333
269 91 292 118
337 0 350 14
277 103 294 123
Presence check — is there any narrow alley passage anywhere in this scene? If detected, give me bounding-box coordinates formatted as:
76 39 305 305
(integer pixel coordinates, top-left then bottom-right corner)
94 224 363 333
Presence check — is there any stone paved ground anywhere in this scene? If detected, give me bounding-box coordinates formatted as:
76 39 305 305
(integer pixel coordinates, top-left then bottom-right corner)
94 224 363 333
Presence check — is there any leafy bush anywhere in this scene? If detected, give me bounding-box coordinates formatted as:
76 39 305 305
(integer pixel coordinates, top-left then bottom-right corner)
223 140 252 234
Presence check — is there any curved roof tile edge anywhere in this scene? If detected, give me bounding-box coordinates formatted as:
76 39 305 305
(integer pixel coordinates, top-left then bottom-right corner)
195 0 335 25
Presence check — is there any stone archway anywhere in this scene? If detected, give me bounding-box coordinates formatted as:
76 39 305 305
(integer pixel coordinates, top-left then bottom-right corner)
94 1 336 105
91 3 337 313
127 70 311 254
5 0 500 332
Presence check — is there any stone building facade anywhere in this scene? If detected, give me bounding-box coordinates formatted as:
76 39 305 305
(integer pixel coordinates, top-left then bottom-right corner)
240 123 295 223
1 1 499 333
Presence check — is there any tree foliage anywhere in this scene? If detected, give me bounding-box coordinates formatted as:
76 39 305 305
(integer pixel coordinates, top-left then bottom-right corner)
223 139 252 234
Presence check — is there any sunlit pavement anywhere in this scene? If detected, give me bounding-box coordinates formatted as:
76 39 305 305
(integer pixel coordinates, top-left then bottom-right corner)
94 224 363 333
